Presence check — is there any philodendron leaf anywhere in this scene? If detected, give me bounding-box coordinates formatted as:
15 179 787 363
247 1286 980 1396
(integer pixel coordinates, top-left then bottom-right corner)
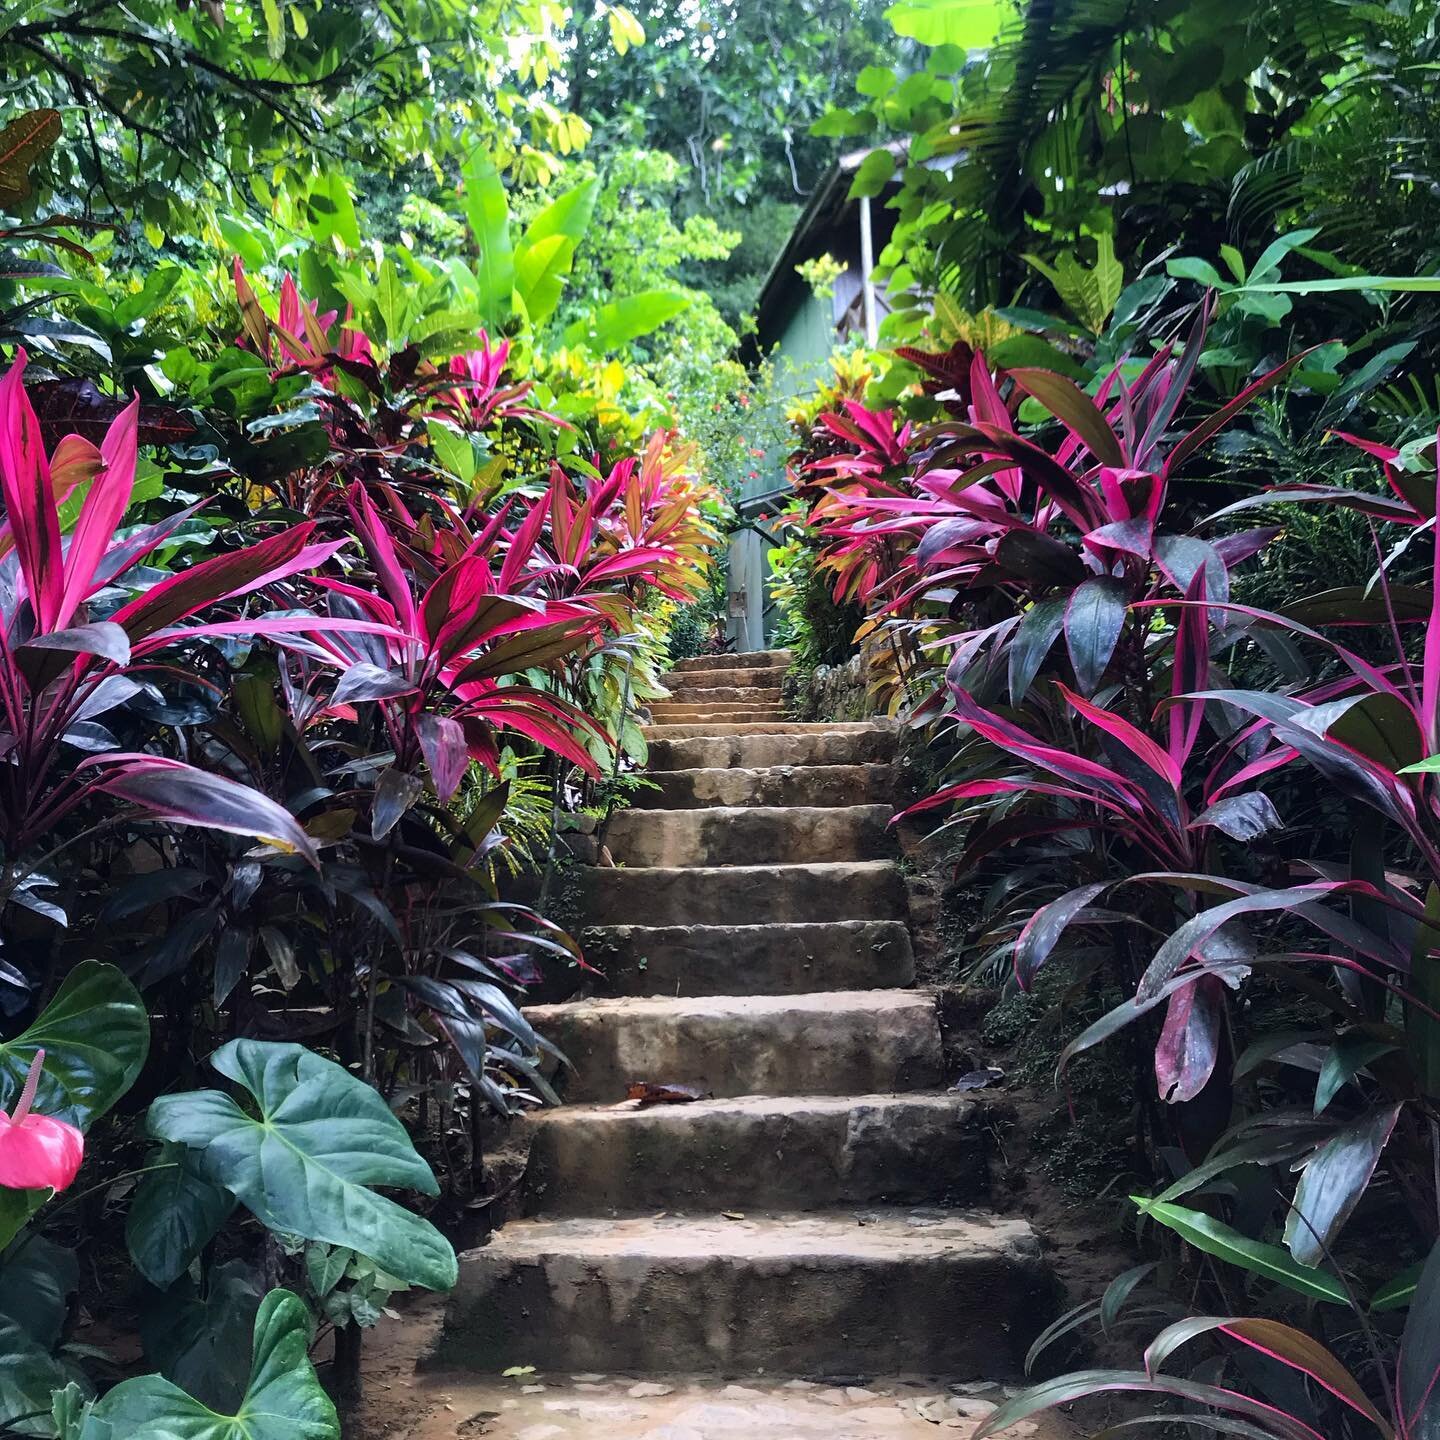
0 1234 77 1348
0 961 150 1128
139 1259 264 1415
79 1288 337 1440
126 1143 237 1289
147 1040 457 1291
0 1316 84 1437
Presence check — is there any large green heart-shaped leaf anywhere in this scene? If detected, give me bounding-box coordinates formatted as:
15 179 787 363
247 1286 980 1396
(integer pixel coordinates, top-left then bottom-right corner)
126 1144 237 1289
147 1041 456 1291
79 1289 337 1440
0 1316 85 1437
0 1234 77 1348
139 1260 264 1414
0 962 150 1128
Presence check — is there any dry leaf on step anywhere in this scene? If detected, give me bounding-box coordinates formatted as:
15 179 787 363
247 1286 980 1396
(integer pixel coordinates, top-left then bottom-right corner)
626 1080 710 1105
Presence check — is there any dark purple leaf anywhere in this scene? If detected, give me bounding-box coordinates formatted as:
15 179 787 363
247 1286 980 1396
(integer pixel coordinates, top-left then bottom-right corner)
1009 367 1126 466
1065 576 1128 694
1014 881 1112 988
87 754 320 866
19 621 131 666
1284 1104 1400 1265
1399 1239 1440 1439
372 768 424 840
993 529 1087 586
1155 974 1225 1103
1008 596 1068 703
1191 792 1283 841
214 926 252 1007
331 662 415 707
417 713 468 804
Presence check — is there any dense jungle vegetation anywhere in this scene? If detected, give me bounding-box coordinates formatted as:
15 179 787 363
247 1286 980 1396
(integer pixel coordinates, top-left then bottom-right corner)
1 0 1439 1435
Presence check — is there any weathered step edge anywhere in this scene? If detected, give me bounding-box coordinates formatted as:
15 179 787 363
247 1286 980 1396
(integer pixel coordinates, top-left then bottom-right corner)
523 1091 990 1215
645 729 897 771
581 918 915 996
643 763 896 810
604 803 894 868
436 1210 1056 1377
529 988 942 1103
672 650 790 673
578 859 908 927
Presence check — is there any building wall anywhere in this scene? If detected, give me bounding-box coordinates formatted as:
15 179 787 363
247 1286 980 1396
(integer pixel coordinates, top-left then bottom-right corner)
725 279 847 649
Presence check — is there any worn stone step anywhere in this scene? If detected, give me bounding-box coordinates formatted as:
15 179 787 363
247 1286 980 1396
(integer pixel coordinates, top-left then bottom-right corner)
643 720 877 739
579 859 907 927
524 1092 988 1216
582 919 915 996
604 804 892 867
439 1209 1052 1376
661 682 784 704
529 989 940 1102
646 763 896 810
395 1375 1075 1440
671 650 790 674
647 729 897 772
648 705 787 725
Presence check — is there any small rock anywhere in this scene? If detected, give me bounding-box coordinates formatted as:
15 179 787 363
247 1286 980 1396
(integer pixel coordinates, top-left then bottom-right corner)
783 1379 818 1391
628 1383 675 1398
720 1384 766 1400
519 1385 546 1395
846 1387 879 1402
572 1374 607 1383
948 1382 997 1397
913 1396 951 1424
573 1382 609 1392
950 1398 998 1419
815 1388 849 1406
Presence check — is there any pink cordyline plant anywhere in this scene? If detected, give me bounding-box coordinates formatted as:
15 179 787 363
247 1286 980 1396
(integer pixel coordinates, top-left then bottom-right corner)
0 348 389 870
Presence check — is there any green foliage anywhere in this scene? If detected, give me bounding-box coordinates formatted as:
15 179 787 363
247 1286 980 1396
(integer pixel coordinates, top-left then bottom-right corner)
147 1041 457 1291
75 1290 337 1440
0 962 148 1130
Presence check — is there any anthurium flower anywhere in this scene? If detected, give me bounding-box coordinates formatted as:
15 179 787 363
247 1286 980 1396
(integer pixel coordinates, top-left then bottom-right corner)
0 1050 83 1192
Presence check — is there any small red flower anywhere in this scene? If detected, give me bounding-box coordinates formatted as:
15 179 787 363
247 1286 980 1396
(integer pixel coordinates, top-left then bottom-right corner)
0 1050 84 1193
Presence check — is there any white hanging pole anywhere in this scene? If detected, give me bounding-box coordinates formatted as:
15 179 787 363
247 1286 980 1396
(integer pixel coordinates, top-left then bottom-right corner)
859 193 879 346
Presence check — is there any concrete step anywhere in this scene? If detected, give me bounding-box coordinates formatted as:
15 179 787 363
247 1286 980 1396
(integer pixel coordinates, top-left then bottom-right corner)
604 804 893 867
439 1208 1052 1376
582 919 915 996
661 682 784 704
529 989 941 1102
393 1376 1074 1440
645 763 896 810
672 650 790 674
643 721 878 740
648 706 788 725
579 860 907 927
647 729 897 772
524 1092 988 1216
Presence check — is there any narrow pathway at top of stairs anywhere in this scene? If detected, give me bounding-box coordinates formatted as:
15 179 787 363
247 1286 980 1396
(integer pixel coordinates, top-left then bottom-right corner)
403 651 1071 1440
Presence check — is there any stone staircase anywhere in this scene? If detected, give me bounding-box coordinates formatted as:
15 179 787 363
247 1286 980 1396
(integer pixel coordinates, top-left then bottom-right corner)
426 651 1058 1438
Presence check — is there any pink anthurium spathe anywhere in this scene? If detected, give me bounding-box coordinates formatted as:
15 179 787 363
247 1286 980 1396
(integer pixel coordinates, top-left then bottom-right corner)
0 1050 83 1192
